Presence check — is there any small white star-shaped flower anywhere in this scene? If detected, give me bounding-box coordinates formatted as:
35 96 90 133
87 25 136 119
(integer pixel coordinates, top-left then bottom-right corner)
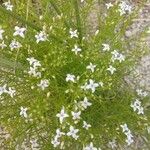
56 107 69 124
37 79 49 90
136 89 148 97
3 1 13 11
70 29 78 38
27 57 39 66
84 142 97 150
108 139 117 149
137 107 144 115
83 121 91 130
125 137 134 145
106 3 113 9
120 123 129 133
102 43 110 51
71 111 81 120
81 97 92 109
55 128 65 138
0 84 7 96
13 26 26 38
67 126 79 140
107 65 116 74
20 106 28 118
7 87 16 98
86 79 99 93
35 31 48 43
0 29 5 40
86 63 96 73
9 39 22 50
130 99 141 112
0 41 7 49
51 137 60 148
66 74 75 82
72 45 82 55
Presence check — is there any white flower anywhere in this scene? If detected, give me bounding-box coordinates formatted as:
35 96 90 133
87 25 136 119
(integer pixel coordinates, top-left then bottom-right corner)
7 87 16 98
81 97 92 109
136 89 148 97
102 43 110 52
20 106 28 118
84 142 97 150
51 137 60 148
106 3 113 9
0 29 5 40
0 41 7 49
28 67 41 78
35 31 48 43
86 79 99 93
120 124 129 133
137 107 144 115
0 84 7 96
125 136 134 145
118 1 132 16
66 74 75 82
71 111 81 120
67 126 79 140
111 50 125 63
86 63 96 73
120 124 134 145
124 130 133 139
108 139 117 149
70 29 78 38
13 26 26 38
72 45 82 55
27 57 40 66
9 39 22 50
37 79 49 90
55 128 65 138
3 1 13 11
130 99 144 115
107 65 116 74
56 107 69 124
83 121 91 130
130 99 141 111
28 67 36 76
30 139 39 149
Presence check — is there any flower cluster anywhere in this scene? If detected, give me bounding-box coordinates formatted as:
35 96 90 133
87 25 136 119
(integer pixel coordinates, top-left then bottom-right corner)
111 50 125 63
118 1 132 16
52 96 94 148
136 89 148 97
0 84 16 98
130 99 144 115
35 30 48 43
120 124 134 145
3 1 13 11
27 57 42 78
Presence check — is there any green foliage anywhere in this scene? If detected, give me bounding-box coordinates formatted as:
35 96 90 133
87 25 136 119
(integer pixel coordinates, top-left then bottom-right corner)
0 0 149 149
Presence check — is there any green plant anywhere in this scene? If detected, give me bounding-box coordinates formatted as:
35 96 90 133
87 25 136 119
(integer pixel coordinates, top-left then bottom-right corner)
0 0 150 149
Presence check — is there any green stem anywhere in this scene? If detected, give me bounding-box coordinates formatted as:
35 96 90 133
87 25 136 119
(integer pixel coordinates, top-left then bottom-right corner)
49 0 70 29
73 0 82 44
0 5 42 31
0 6 64 44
